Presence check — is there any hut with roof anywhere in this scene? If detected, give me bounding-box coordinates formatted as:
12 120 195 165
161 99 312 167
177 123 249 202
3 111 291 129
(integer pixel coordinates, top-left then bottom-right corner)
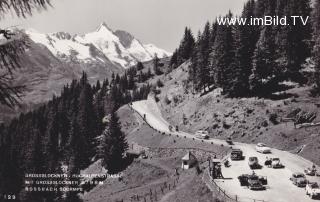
181 152 198 170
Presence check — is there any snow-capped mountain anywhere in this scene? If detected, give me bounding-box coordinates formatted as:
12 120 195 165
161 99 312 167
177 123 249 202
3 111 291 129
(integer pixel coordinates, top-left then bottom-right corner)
2 23 170 107
26 22 171 69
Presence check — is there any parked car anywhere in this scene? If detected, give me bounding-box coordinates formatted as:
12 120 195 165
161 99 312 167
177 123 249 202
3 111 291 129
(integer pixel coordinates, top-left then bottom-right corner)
290 172 308 187
226 137 233 145
230 149 244 161
306 182 320 199
271 158 284 169
248 157 260 169
248 175 266 190
305 167 317 176
195 130 209 139
238 174 267 190
255 143 271 154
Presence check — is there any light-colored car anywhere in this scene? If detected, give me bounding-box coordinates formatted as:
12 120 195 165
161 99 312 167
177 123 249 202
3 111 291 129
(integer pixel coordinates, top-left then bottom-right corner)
255 143 271 154
306 182 320 199
195 130 209 139
305 167 317 176
271 158 284 169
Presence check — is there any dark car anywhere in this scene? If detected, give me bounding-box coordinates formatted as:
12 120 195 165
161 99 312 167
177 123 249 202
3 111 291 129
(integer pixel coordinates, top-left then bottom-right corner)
248 157 260 169
238 174 266 190
226 137 233 145
230 149 244 161
290 172 308 187
248 175 266 190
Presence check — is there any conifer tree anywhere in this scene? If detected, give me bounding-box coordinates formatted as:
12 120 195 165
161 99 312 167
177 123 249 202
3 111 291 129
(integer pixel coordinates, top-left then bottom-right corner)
136 61 144 71
233 0 258 96
189 32 202 91
102 109 128 174
198 22 212 90
276 0 312 80
250 25 277 95
153 54 162 75
210 12 236 93
312 0 320 93
169 49 178 68
178 27 195 63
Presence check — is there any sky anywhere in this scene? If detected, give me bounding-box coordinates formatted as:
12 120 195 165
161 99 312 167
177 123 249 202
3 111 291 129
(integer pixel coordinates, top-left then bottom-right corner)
0 0 247 52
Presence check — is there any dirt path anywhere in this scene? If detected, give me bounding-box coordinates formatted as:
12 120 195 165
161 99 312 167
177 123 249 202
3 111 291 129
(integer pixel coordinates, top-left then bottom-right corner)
132 97 320 202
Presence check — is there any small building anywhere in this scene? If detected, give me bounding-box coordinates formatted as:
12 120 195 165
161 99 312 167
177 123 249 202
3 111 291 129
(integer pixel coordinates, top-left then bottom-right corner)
181 152 198 170
210 159 223 179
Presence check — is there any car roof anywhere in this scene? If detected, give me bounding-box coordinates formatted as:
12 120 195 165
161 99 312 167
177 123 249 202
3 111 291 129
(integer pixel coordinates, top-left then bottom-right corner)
293 172 305 176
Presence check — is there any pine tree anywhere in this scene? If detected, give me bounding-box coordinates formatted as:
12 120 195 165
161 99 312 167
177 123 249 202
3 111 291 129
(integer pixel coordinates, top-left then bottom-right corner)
189 32 201 91
169 49 178 68
77 72 98 160
198 22 212 91
95 80 101 91
233 0 258 96
276 0 312 81
250 25 277 95
312 0 320 93
153 54 162 75
44 107 60 171
254 0 267 17
102 109 128 174
210 12 236 93
136 61 144 71
178 27 195 63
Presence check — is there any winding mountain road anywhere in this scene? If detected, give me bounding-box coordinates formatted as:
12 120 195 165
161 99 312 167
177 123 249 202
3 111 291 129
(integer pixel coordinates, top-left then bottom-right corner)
131 97 320 202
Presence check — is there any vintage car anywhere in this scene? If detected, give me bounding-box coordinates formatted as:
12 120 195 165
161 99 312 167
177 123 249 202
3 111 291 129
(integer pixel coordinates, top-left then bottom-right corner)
226 137 233 145
248 178 265 190
271 158 284 169
306 182 320 199
248 157 260 169
290 172 308 187
238 174 267 190
230 149 244 161
255 143 271 154
305 167 317 176
195 130 209 139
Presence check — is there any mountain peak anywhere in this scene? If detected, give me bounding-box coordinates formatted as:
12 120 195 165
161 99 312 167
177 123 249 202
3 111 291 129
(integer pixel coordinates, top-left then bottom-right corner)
96 22 113 33
25 23 171 69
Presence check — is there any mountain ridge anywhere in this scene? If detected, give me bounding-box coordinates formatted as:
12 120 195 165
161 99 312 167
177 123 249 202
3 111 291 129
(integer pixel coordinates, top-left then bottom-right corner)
25 22 171 69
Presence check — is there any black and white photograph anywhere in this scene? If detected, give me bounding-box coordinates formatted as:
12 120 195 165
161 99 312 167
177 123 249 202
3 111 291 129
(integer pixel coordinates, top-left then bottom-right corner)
1 0 320 201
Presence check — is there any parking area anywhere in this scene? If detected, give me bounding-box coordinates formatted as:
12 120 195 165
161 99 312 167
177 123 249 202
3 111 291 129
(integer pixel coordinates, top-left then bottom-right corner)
215 145 320 202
